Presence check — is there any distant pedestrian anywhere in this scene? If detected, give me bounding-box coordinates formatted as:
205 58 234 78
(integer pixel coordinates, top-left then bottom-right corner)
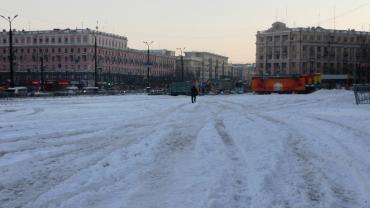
191 86 198 103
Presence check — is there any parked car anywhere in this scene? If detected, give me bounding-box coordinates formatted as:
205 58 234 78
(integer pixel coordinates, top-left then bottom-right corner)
29 91 54 97
149 89 167 95
3 87 28 97
82 87 99 95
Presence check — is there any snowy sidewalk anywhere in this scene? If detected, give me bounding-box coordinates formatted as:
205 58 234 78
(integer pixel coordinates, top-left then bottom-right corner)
0 91 370 208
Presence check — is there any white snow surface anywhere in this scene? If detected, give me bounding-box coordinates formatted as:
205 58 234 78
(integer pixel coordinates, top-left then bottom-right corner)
1 90 370 208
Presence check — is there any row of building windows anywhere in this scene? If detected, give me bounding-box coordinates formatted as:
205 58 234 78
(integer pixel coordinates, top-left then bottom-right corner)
0 35 126 49
1 36 88 45
2 47 89 54
258 46 370 60
1 48 175 66
0 65 172 76
259 34 370 44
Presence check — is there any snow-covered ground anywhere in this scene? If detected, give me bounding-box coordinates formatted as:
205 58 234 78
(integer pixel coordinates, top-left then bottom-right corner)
1 90 370 208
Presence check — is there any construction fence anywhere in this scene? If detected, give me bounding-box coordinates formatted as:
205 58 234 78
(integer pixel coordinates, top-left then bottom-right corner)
354 84 370 105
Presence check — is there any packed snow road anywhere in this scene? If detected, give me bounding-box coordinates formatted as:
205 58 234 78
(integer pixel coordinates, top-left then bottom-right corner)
0 90 370 208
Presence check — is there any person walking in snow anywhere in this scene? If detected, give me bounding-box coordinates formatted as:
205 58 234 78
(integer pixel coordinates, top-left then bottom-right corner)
191 85 198 103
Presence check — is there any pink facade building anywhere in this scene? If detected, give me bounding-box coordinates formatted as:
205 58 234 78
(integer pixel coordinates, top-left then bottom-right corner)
0 28 176 88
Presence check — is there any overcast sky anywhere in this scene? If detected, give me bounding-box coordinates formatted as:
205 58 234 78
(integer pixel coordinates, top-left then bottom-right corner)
1 0 370 63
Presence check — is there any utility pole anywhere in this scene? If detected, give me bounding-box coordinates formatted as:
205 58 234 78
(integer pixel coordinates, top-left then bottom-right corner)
40 56 44 91
143 41 154 89
94 34 98 87
94 23 99 88
0 14 18 87
177 47 185 81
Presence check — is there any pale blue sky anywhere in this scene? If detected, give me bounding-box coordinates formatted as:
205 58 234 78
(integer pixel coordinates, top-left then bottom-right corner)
1 0 370 62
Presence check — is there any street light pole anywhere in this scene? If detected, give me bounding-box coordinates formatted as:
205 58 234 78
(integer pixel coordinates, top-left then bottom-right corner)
40 56 44 91
0 14 18 87
143 41 154 89
176 47 185 82
94 34 98 87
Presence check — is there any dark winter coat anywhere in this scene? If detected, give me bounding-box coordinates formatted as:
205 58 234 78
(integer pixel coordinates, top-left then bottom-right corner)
191 86 198 96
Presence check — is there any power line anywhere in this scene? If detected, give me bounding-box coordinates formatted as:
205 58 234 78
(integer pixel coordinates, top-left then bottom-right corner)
318 1 370 26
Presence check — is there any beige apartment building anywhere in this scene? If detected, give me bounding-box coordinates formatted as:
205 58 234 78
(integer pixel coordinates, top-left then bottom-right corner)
182 52 229 81
256 22 370 86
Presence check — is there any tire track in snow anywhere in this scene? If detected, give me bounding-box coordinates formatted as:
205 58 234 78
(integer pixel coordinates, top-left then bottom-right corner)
210 118 251 208
124 103 211 208
0 99 191 208
309 115 370 139
303 115 370 202
255 113 360 207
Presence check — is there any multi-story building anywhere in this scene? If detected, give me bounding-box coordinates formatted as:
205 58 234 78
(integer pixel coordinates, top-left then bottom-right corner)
175 55 202 81
0 28 176 88
256 22 370 86
231 63 255 82
183 52 229 81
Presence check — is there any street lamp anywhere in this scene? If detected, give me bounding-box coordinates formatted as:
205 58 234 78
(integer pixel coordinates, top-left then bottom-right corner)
0 14 18 87
143 41 154 89
40 56 45 91
94 24 99 87
176 47 186 82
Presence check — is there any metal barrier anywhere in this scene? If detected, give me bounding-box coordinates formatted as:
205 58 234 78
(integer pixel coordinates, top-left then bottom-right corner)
354 84 370 105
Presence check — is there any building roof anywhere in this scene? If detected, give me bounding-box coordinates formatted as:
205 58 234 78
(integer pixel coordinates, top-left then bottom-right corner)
0 28 128 40
258 22 370 36
185 51 228 59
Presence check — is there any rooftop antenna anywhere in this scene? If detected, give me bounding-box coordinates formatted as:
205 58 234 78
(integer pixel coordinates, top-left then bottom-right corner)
318 10 321 27
333 6 336 29
275 8 278 22
285 7 288 23
96 21 99 32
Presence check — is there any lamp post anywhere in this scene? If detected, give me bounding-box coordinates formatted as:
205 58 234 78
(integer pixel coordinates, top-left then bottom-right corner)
0 14 18 87
40 56 45 91
176 47 185 82
143 41 154 89
94 33 98 87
